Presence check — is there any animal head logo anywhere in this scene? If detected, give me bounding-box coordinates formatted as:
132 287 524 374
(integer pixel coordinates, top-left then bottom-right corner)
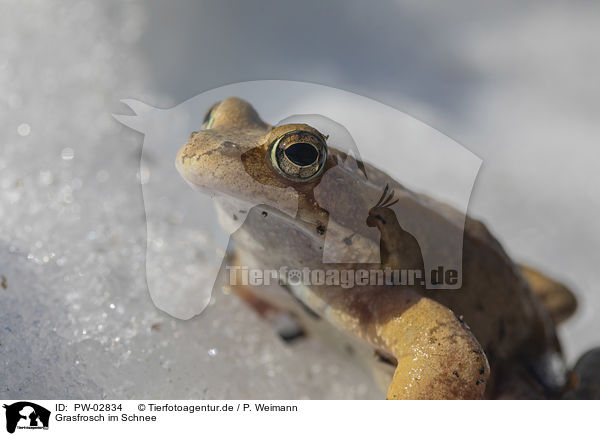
3 402 50 434
114 81 481 320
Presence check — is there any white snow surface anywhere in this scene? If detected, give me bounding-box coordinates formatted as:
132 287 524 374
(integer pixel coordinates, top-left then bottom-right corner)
1 0 599 399
0 1 380 399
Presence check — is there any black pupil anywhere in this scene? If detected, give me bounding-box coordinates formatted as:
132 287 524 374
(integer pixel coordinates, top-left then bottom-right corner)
285 142 318 167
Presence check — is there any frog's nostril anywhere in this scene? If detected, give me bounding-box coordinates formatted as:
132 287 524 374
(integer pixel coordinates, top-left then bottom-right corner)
284 142 319 167
270 130 328 182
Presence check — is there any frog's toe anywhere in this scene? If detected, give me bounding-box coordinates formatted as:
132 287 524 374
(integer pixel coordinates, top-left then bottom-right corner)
563 347 600 399
273 312 305 343
231 282 306 343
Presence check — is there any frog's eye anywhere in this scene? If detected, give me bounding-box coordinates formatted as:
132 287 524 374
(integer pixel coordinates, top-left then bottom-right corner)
202 101 221 129
269 130 328 182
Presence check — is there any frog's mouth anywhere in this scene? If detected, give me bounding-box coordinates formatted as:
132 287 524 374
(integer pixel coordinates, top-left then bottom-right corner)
174 156 213 195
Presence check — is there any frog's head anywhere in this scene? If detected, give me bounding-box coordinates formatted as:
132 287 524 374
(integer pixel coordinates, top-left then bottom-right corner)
176 97 336 206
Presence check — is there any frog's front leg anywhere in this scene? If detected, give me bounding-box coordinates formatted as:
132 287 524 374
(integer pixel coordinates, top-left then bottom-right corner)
377 291 489 399
316 287 489 399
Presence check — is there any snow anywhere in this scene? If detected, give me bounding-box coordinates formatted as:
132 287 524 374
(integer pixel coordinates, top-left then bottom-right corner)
0 1 379 399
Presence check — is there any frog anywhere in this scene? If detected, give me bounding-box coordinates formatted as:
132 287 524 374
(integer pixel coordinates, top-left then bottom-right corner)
176 97 584 399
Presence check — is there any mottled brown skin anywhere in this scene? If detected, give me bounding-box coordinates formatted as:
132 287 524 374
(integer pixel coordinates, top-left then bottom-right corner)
176 97 577 399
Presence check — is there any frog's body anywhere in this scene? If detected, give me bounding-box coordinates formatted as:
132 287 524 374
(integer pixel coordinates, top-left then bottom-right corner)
176 97 579 399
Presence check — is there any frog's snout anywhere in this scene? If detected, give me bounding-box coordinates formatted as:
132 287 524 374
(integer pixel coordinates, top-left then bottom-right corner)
269 128 328 182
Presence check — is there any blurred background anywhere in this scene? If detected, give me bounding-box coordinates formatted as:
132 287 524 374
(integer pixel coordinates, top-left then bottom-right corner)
1 0 598 398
